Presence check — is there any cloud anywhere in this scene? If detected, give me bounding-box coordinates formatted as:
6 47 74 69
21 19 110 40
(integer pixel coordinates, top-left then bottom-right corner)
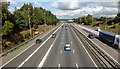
57 0 119 2
34 1 41 6
8 8 14 12
94 7 118 17
100 2 118 8
51 0 119 19
52 2 79 10
52 0 95 10
53 6 118 19
17 7 20 9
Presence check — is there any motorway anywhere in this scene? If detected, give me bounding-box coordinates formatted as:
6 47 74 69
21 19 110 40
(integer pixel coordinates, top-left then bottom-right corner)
72 23 120 65
1 23 98 69
42 24 96 68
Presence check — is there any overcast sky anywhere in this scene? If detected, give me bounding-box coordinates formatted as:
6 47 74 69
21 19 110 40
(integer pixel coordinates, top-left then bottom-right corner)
5 0 120 19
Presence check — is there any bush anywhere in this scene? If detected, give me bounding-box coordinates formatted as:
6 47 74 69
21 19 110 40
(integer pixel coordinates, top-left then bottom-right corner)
22 34 26 38
111 26 115 28
23 32 30 38
26 32 30 37
33 24 38 29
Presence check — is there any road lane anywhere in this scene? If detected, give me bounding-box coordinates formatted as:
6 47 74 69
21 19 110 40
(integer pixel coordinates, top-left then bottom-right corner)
72 23 120 65
68 25 96 67
18 24 63 68
42 25 65 67
2 23 97 68
1 25 62 69
1 25 59 67
60 25 76 67
21 27 63 68
42 23 96 68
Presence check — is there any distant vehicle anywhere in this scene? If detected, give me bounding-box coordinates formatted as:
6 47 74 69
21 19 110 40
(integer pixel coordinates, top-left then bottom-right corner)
99 31 120 49
95 27 101 31
35 31 39 35
82 23 84 25
88 33 95 39
64 44 71 51
65 27 67 30
36 39 42 44
52 34 56 38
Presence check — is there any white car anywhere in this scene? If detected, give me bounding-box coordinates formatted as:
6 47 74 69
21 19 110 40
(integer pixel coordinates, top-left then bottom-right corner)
95 27 101 31
64 44 71 51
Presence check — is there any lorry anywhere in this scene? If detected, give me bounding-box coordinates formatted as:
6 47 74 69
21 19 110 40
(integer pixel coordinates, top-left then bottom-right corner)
99 31 120 49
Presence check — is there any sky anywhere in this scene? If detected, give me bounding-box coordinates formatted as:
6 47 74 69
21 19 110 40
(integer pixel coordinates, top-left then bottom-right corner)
4 0 120 19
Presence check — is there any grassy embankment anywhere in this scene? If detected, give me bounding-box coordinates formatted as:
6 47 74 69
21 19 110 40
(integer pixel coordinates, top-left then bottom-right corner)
87 21 120 35
2 23 60 53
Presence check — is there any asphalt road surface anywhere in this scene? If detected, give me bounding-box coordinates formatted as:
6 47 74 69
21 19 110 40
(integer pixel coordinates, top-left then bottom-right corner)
1 23 97 69
42 24 96 69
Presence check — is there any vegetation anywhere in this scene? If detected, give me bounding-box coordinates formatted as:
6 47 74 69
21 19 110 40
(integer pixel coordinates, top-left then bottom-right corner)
2 2 59 52
73 13 120 35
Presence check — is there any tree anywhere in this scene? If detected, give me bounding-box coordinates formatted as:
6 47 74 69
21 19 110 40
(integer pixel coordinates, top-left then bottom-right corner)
114 13 120 23
86 14 92 25
2 2 13 25
2 21 14 36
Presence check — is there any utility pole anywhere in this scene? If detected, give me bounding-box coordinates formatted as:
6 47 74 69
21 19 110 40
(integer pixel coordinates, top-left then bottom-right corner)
92 16 93 26
92 11 94 27
105 17 107 29
44 12 46 31
80 17 81 24
85 16 86 24
28 8 32 38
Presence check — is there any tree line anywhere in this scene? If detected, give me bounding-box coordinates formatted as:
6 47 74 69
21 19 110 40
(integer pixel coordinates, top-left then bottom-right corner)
2 2 59 39
73 13 120 25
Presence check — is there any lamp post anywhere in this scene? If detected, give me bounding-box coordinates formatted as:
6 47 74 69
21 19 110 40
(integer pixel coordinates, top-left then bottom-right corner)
28 8 32 38
105 17 107 30
92 11 94 27
80 17 81 24
44 12 46 31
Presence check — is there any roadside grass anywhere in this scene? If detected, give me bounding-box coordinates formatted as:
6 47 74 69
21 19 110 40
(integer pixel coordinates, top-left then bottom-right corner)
1 24 59 57
85 21 119 35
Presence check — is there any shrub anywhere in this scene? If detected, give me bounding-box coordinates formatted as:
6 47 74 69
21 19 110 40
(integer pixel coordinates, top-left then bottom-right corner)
33 24 38 29
22 34 26 38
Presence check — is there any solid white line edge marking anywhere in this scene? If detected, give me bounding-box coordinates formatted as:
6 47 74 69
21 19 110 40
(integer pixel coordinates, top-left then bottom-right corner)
0 43 35 68
58 64 61 69
76 63 78 68
0 26 59 68
77 24 120 65
73 50 75 53
17 24 63 68
70 25 98 67
61 50 62 54
37 24 63 69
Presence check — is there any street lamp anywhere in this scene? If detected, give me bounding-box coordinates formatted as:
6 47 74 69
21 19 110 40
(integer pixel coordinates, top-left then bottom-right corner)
80 17 81 24
92 11 94 27
28 8 32 38
44 12 46 31
101 10 107 30
105 16 107 30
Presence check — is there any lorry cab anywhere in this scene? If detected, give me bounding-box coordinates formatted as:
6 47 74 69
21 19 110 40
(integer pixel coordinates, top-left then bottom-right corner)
99 31 120 49
95 27 101 31
114 35 120 49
